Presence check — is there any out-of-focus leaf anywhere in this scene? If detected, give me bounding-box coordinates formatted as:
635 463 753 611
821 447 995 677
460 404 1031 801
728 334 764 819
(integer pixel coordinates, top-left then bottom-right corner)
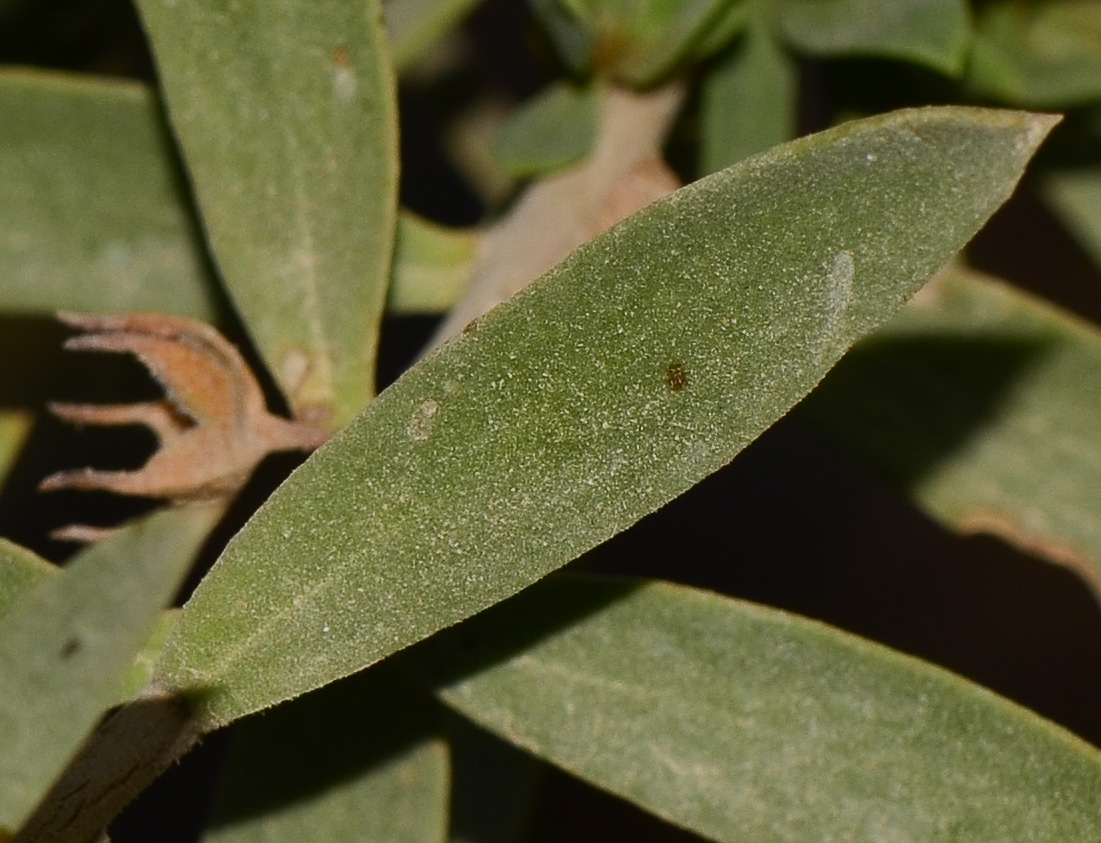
0 411 31 487
447 713 540 843
0 538 52 621
0 70 220 319
699 22 797 175
803 265 1101 599
529 0 747 87
0 506 219 836
779 0 970 75
1042 167 1101 270
491 82 598 179
411 574 1101 843
384 0 483 72
134 0 399 430
968 0 1101 107
205 665 447 843
389 213 478 314
154 107 1054 730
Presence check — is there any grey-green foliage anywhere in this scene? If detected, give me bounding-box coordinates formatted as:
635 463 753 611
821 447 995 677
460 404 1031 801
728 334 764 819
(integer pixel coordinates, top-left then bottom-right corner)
412 574 1101 843
0 70 220 319
134 0 399 429
0 508 217 834
153 107 1054 729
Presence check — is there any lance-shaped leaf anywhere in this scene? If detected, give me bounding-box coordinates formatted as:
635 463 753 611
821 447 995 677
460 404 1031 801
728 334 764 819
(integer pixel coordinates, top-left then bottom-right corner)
134 0 399 429
205 666 448 843
0 506 218 836
154 107 1055 729
409 575 1101 843
40 312 324 504
802 265 1101 599
491 82 599 180
387 213 479 315
700 20 798 175
0 70 219 320
778 0 971 76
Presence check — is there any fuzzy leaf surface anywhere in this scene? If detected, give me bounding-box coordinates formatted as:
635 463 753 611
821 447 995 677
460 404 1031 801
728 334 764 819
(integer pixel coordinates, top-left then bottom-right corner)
0 539 52 622
778 0 970 75
411 575 1101 843
0 70 219 319
155 107 1054 728
803 265 1101 599
0 507 216 834
205 666 447 843
135 0 399 428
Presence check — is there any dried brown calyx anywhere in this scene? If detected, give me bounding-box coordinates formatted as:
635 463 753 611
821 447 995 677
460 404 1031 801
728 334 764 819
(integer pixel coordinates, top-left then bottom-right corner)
40 312 327 507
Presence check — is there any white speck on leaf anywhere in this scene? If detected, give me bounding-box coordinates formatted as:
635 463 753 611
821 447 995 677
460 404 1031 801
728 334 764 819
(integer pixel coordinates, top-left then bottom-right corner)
409 398 440 442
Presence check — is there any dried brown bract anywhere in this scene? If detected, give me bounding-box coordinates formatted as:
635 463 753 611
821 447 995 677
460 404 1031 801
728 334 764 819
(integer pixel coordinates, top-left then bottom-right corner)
40 312 327 503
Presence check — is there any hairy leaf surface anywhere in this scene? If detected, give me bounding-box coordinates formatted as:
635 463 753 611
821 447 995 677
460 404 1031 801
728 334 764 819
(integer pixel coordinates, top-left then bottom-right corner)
156 107 1055 728
135 0 399 428
412 575 1101 843
0 70 219 319
0 507 217 834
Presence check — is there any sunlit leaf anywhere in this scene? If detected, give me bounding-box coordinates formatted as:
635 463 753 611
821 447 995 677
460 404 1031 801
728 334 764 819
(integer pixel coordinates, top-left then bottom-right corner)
0 410 31 489
384 0 484 72
0 506 218 835
205 666 447 843
155 107 1055 729
778 0 971 76
0 70 220 319
491 82 598 179
699 21 798 175
134 0 399 429
968 0 1101 107
802 264 1101 599
411 574 1101 843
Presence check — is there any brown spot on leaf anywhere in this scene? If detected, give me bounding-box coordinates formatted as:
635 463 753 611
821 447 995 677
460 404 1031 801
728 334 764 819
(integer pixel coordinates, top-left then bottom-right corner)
332 45 351 68
665 362 688 392
40 312 327 510
61 637 81 658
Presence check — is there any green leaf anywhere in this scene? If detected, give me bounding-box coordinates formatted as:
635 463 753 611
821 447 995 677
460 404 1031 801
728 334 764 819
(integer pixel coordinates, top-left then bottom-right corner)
389 213 479 314
530 0 748 87
699 22 798 175
0 538 53 622
410 574 1101 843
384 0 484 72
802 264 1101 599
0 506 218 835
968 0 1101 107
778 0 971 76
0 410 31 490
134 0 400 429
491 82 598 180
117 610 180 703
0 70 220 319
205 665 447 843
155 107 1055 729
1042 168 1101 270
